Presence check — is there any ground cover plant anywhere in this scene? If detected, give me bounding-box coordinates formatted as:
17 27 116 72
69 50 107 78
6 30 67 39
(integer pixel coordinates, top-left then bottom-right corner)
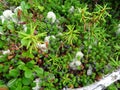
0 0 120 90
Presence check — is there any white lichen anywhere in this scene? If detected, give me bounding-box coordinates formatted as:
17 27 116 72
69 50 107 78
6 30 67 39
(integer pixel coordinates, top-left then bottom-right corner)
37 43 47 52
46 11 56 23
0 6 23 24
0 10 19 24
23 24 27 32
2 49 10 55
32 78 40 90
69 6 75 13
75 51 84 60
69 59 82 70
87 65 93 75
3 10 13 19
0 15 5 24
69 51 83 70
44 35 55 43
74 60 82 66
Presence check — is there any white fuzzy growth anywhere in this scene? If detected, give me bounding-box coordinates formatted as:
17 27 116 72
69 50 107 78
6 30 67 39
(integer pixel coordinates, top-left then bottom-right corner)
37 43 47 52
69 60 76 70
0 7 22 24
12 6 22 23
74 60 81 66
87 65 93 75
75 51 84 60
69 6 75 13
0 15 5 24
32 78 40 90
3 10 13 19
44 35 55 43
69 59 82 70
23 24 27 32
44 36 50 43
46 11 56 23
69 51 83 70
2 50 10 55
0 10 18 24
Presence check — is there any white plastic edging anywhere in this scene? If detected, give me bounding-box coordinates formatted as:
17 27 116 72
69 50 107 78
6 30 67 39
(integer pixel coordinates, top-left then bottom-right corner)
64 68 120 90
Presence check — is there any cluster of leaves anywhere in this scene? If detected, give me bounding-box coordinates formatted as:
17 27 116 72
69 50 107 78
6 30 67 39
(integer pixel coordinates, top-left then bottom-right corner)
18 23 46 53
0 54 43 90
0 0 120 90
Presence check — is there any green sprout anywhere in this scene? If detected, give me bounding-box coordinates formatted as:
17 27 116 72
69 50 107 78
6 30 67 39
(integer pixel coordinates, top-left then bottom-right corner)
18 23 46 53
63 25 80 45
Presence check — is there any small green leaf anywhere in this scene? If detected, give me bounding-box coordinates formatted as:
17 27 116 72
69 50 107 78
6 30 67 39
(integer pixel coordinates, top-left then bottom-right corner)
27 40 32 49
1 36 6 40
22 50 34 59
22 86 30 90
7 78 17 87
16 85 22 90
0 26 3 33
7 24 14 30
22 77 32 85
26 60 36 68
9 69 19 77
21 1 26 10
0 40 5 48
18 64 26 70
33 66 43 76
38 6 44 12
24 69 33 78
21 39 29 46
107 84 118 90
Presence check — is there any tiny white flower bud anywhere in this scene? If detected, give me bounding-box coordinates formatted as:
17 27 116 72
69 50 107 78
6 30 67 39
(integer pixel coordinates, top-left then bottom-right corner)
46 11 56 23
3 10 13 19
32 78 40 90
75 51 84 60
69 6 74 13
75 60 81 66
69 59 76 70
23 24 27 32
69 59 82 70
87 65 93 75
0 15 5 24
37 43 47 52
2 50 10 55
44 35 55 43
